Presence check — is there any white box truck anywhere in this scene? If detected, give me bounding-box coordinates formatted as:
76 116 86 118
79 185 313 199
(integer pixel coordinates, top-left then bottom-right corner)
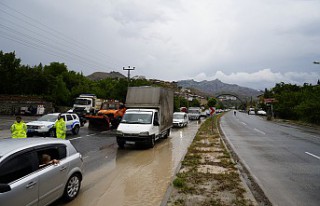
116 86 174 148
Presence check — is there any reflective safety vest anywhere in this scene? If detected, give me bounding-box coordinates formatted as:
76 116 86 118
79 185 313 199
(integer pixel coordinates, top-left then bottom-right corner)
11 121 27 138
55 118 66 139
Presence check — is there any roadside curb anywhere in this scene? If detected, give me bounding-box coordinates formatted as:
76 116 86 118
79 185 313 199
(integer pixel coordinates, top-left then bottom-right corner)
217 115 272 206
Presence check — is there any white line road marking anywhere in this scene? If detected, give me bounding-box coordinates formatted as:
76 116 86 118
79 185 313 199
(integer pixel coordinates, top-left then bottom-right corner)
69 136 83 141
254 128 266 135
83 156 89 159
241 122 247 125
86 133 96 136
305 152 320 160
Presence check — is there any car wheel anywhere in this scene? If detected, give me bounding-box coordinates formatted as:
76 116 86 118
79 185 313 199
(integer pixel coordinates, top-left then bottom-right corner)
63 174 81 202
48 129 56 137
72 125 80 135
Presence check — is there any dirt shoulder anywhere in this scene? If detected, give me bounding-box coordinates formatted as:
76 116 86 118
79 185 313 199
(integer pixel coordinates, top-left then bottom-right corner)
165 115 259 206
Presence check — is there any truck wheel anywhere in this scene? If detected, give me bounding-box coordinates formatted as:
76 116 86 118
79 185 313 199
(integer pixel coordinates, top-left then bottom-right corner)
117 140 125 149
149 135 155 148
72 125 80 135
163 129 170 139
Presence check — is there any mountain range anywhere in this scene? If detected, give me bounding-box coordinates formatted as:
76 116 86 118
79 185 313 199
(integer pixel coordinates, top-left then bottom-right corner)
177 79 262 99
86 72 261 98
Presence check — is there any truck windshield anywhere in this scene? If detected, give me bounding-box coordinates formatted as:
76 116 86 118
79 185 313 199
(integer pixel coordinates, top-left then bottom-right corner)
173 114 184 119
75 99 91 105
189 109 200 113
121 112 153 124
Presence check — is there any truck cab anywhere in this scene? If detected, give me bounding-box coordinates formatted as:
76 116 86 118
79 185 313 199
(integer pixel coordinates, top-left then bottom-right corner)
116 87 173 149
116 108 163 148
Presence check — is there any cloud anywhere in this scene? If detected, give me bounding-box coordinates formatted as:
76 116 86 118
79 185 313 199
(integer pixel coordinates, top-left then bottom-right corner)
192 69 319 90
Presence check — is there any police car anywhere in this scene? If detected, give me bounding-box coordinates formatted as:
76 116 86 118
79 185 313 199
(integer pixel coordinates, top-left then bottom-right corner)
26 113 81 137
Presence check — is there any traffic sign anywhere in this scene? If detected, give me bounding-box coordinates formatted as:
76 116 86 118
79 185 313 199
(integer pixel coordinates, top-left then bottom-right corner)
209 107 216 116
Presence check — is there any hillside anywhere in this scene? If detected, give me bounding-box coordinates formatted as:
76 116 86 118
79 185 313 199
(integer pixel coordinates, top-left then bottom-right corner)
86 71 125 81
177 79 261 99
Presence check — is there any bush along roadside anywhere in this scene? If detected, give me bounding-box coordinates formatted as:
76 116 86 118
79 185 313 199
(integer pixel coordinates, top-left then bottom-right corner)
166 115 256 206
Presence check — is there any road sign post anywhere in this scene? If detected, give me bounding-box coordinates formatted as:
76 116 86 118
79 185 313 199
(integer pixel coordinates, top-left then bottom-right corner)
209 107 216 133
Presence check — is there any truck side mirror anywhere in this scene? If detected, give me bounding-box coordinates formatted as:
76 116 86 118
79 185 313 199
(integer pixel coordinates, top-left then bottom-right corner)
153 120 159 126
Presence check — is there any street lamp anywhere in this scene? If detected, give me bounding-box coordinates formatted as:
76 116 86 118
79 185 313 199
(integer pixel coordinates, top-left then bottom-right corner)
123 66 135 87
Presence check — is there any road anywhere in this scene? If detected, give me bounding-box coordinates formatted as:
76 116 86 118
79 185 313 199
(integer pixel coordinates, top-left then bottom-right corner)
58 121 200 206
220 111 320 206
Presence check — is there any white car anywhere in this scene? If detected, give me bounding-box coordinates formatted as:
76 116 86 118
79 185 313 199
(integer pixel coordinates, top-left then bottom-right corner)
248 108 255 115
26 113 81 137
173 112 188 127
257 110 267 116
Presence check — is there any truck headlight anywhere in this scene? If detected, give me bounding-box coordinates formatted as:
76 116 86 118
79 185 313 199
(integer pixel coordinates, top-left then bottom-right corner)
116 130 123 136
139 131 149 136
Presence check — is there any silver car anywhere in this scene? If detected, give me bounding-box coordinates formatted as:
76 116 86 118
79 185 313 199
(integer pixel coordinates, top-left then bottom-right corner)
0 138 83 206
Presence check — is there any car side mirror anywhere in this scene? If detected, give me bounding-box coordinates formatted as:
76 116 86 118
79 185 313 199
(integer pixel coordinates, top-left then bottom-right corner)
0 183 11 193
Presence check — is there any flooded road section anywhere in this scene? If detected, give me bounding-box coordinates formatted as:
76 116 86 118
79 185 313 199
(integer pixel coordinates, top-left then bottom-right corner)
63 121 201 206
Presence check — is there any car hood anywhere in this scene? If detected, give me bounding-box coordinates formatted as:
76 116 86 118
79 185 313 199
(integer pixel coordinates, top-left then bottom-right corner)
26 121 56 127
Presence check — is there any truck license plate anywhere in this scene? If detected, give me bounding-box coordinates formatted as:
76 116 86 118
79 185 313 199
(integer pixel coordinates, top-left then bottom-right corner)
126 141 135 145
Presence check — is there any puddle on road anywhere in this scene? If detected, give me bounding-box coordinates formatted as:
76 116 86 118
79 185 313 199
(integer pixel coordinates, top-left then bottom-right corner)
65 122 200 206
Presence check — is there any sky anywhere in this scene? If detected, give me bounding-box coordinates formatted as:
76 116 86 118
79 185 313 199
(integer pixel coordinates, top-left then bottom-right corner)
1 0 320 90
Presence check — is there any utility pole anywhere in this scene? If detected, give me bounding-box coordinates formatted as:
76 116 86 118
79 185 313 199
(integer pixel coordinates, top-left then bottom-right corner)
123 66 135 87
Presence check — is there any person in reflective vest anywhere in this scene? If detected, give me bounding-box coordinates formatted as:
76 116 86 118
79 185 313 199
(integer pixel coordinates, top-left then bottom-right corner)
55 114 66 139
11 116 27 138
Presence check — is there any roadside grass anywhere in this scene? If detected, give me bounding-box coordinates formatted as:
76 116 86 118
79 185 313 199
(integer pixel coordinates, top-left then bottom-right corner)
166 115 255 206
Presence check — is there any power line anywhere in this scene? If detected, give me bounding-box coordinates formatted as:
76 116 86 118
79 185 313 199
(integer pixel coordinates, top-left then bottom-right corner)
0 2 123 71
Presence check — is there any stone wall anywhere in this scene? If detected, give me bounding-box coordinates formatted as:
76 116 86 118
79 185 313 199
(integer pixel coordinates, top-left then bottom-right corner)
0 95 53 115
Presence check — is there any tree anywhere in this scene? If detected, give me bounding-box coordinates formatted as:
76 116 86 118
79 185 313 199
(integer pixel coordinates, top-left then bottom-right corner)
207 98 217 107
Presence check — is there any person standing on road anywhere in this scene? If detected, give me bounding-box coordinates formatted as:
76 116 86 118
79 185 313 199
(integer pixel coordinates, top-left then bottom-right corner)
55 114 66 139
10 116 27 138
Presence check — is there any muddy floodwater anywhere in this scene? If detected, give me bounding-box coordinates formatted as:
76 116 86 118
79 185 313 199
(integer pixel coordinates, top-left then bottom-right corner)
64 121 201 206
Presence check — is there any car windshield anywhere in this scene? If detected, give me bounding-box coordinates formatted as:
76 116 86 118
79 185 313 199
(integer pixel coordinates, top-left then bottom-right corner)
121 112 153 124
37 114 58 122
75 99 91 105
173 114 184 119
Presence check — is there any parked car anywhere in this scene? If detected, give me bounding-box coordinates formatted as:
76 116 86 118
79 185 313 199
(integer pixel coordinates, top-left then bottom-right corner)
26 113 81 137
173 112 188 127
248 108 255 115
257 110 267 116
0 138 83 206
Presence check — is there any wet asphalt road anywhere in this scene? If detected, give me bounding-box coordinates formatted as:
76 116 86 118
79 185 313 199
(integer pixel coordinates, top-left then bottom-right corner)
220 111 320 206
51 119 201 206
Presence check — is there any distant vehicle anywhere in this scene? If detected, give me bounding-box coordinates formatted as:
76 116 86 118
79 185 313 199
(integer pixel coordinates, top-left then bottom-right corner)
116 87 174 148
26 113 81 137
257 110 267 116
173 112 188 127
248 108 255 115
180 107 188 113
188 107 201 120
0 138 83 206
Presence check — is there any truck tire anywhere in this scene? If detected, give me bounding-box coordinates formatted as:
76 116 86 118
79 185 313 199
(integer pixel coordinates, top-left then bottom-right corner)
163 129 170 139
72 125 80 135
148 135 155 148
117 140 125 149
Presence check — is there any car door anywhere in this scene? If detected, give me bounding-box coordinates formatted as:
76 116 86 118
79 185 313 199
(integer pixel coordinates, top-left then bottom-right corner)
37 145 69 206
0 150 39 206
65 114 74 132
